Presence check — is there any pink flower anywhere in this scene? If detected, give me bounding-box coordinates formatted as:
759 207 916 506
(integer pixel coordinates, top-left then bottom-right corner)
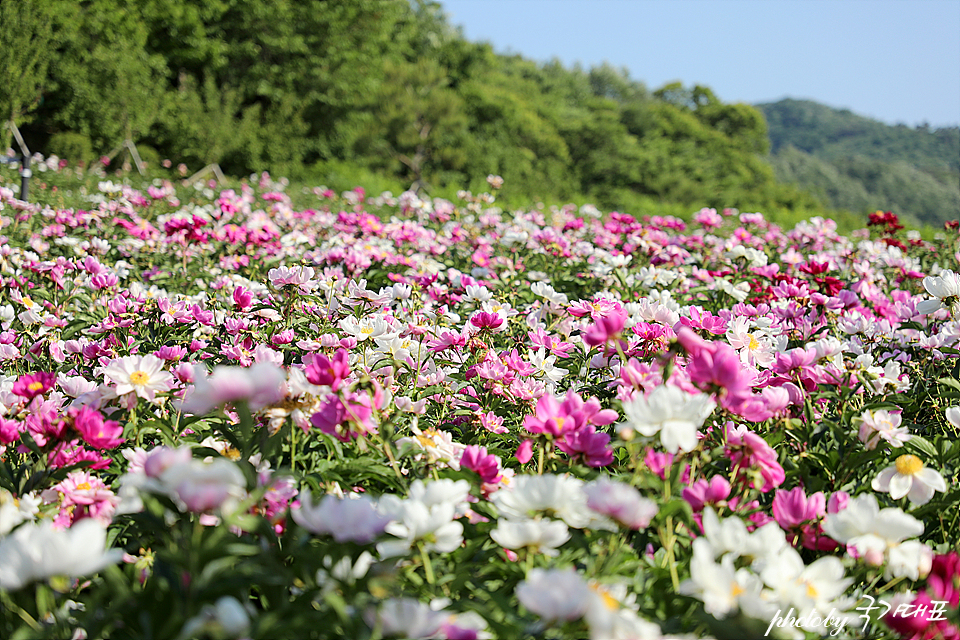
173 459 247 513
676 328 753 403
460 445 503 485
682 476 731 511
479 412 507 434
772 486 825 530
71 405 125 450
232 286 254 310
469 311 504 332
0 417 23 445
584 478 658 529
515 439 534 464
724 423 785 492
582 309 628 347
52 470 118 527
179 362 285 415
556 425 613 467
12 372 56 400
309 390 378 442
523 394 575 437
144 446 193 478
304 349 350 391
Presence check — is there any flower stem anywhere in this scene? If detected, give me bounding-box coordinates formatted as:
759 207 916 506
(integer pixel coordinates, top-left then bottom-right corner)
418 542 435 585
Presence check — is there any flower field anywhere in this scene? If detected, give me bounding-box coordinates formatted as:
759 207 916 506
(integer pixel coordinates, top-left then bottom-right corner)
0 161 958 639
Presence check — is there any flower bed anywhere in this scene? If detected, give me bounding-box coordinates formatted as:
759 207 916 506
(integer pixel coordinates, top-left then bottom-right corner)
0 166 958 639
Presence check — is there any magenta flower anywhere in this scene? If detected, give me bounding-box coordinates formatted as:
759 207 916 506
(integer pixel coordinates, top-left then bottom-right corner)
584 477 658 529
52 470 119 527
682 476 731 511
724 423 785 492
772 486 825 530
304 349 350 391
460 445 503 484
12 372 56 400
582 309 628 347
676 328 753 403
0 417 23 445
469 311 504 332
71 406 125 450
523 394 576 437
232 286 254 310
515 439 534 464
556 425 613 467
309 390 377 442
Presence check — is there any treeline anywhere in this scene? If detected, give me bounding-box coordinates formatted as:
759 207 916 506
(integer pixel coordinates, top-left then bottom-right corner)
1 0 820 213
758 99 960 226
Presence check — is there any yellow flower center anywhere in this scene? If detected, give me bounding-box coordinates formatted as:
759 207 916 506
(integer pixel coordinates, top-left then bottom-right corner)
806 583 819 598
224 447 241 461
129 370 150 385
360 327 375 335
22 297 34 309
27 381 44 392
589 584 620 611
747 334 759 351
76 482 92 491
731 582 745 597
895 454 924 476
415 434 436 449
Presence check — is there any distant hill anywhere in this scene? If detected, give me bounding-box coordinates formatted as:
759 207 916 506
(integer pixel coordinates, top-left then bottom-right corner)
756 99 960 227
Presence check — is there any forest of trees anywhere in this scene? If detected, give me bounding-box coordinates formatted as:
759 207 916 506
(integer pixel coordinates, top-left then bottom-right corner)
2 0 956 224
759 99 960 226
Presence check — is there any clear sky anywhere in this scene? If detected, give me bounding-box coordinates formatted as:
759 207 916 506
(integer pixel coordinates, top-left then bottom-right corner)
439 0 960 128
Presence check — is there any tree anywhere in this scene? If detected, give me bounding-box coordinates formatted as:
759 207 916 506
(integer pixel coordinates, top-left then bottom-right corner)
0 0 77 149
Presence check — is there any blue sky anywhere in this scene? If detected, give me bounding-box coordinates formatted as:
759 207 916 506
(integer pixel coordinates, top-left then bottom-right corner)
439 0 960 127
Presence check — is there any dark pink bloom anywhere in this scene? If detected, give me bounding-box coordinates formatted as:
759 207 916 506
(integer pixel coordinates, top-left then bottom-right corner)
233 286 254 310
676 328 753 403
827 491 849 514
12 372 56 400
47 440 110 470
523 394 576 437
725 423 785 492
582 309 628 347
71 405 125 450
515 439 534 464
469 311 503 331
309 390 377 441
0 417 23 445
682 476 732 511
645 449 674 480
556 425 613 467
460 445 502 484
304 349 350 391
772 486 825 530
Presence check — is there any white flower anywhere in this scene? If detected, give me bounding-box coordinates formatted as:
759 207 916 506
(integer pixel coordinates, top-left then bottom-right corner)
179 596 252 640
872 454 947 505
377 500 463 557
945 406 960 429
760 547 852 622
854 409 911 449
340 314 392 342
516 568 591 623
619 385 716 453
0 489 40 536
492 474 602 529
584 582 662 640
678 538 769 620
489 518 570 556
0 519 123 590
291 493 390 544
917 269 960 316
363 598 446 639
700 509 787 569
101 354 174 402
822 493 924 562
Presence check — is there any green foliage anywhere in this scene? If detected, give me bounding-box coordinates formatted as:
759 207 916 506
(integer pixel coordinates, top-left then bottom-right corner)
17 0 842 219
47 132 93 164
759 99 960 225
